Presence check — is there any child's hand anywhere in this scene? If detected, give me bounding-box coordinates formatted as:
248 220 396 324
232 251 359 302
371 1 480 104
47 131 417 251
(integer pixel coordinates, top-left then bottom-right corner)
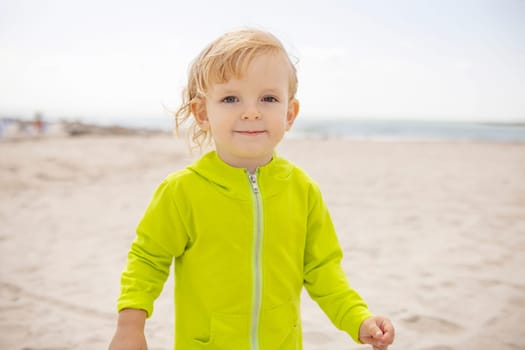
108 328 147 350
358 315 395 350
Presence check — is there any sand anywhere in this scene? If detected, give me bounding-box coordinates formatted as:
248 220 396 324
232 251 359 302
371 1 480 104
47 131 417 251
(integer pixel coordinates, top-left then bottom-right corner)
1 133 524 350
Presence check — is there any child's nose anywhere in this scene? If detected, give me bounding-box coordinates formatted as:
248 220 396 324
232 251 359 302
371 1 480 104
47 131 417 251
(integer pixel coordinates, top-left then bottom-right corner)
241 110 261 120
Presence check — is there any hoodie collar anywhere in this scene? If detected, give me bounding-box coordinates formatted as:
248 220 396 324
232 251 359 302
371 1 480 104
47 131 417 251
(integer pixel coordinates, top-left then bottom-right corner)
187 151 294 200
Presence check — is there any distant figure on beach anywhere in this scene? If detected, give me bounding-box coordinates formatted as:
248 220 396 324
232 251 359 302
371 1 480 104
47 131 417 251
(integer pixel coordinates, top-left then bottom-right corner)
109 29 395 350
33 112 45 135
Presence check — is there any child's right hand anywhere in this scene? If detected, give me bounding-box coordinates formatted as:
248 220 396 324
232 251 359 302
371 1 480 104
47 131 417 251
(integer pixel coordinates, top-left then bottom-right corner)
108 308 148 350
108 328 147 350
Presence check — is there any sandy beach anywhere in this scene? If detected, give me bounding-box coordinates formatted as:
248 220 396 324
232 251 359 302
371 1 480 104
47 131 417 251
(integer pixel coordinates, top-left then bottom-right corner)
1 133 524 350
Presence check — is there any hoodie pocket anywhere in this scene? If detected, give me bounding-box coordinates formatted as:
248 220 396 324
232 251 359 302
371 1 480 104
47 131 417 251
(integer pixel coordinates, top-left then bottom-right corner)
192 312 250 349
260 300 299 349
193 300 299 350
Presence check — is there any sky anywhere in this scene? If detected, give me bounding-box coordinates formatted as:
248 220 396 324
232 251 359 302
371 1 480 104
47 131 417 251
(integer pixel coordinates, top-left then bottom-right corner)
1 0 524 123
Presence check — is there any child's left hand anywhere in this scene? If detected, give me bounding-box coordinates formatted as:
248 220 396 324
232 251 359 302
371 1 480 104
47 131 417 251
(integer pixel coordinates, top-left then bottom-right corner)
358 315 395 349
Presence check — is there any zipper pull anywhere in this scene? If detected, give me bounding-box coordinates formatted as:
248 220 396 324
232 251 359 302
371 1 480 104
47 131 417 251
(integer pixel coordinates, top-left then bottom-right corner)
249 173 259 193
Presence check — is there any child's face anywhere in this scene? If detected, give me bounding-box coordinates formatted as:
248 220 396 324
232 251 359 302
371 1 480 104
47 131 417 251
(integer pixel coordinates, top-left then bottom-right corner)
192 52 299 171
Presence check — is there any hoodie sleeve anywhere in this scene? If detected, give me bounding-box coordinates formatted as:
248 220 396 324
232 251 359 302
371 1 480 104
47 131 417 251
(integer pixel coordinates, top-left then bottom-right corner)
117 178 189 317
303 183 373 343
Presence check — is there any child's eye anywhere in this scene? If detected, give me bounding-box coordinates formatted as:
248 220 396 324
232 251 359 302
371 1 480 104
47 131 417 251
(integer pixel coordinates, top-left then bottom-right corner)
262 96 279 103
222 96 239 103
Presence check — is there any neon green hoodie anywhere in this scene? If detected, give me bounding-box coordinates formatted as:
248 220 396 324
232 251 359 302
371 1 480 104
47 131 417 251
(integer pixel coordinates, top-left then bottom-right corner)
118 151 373 349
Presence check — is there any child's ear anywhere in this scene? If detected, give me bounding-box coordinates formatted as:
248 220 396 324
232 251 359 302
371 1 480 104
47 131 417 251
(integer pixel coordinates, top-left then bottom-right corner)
190 98 210 131
285 99 300 131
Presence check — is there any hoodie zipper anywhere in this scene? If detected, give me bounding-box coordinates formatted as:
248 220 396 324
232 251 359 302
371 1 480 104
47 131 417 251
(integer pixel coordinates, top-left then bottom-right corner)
247 171 263 350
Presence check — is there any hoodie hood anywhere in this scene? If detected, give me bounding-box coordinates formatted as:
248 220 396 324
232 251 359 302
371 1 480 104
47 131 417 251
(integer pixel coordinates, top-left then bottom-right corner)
187 151 294 199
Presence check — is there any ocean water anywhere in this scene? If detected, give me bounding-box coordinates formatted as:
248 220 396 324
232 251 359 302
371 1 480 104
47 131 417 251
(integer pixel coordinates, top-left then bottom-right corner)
94 116 525 143
3 116 525 142
290 119 525 142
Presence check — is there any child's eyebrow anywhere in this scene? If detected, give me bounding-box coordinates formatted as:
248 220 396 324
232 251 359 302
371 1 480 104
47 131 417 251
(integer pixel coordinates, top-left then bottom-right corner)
214 90 239 98
215 88 239 95
212 87 286 96
261 88 286 95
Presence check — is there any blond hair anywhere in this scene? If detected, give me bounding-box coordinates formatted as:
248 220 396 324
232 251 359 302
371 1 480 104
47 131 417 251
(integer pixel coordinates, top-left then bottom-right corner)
174 28 298 149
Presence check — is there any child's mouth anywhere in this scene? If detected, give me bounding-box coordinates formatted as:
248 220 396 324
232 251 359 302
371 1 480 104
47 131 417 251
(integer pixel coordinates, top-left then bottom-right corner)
235 130 266 135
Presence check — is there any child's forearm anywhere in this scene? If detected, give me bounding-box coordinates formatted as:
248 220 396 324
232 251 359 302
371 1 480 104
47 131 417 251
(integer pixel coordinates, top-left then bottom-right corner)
117 308 147 330
109 309 148 350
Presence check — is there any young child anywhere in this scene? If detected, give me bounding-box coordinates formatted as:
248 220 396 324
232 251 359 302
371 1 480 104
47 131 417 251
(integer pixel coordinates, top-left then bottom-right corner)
109 28 395 350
